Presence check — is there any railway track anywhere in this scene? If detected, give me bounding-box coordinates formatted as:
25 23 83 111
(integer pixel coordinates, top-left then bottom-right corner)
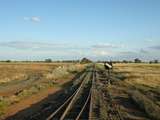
46 67 93 120
29 64 124 120
96 68 124 120
28 69 89 120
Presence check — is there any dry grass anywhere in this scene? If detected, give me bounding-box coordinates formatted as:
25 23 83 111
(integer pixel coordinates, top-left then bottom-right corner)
0 62 85 117
106 63 160 120
0 63 60 84
129 90 160 120
114 63 160 88
45 64 84 80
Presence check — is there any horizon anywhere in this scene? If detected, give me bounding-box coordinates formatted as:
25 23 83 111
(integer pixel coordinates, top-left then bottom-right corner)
0 0 160 60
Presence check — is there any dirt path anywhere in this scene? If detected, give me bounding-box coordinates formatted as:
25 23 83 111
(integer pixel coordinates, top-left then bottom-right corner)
2 76 74 120
3 87 60 119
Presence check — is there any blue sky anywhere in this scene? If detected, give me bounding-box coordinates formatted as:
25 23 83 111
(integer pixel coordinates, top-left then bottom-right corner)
0 0 160 60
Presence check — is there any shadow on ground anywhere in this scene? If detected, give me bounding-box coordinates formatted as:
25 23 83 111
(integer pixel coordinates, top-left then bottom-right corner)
5 70 88 120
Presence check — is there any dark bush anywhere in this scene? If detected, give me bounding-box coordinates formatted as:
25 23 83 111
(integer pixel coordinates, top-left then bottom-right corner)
134 58 142 63
45 59 52 63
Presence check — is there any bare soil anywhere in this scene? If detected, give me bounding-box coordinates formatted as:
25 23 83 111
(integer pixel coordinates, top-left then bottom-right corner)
3 87 60 119
2 76 74 120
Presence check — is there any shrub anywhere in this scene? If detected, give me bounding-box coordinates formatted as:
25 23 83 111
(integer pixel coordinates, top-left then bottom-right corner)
45 58 52 63
0 99 9 116
80 58 92 64
134 58 142 63
46 65 80 80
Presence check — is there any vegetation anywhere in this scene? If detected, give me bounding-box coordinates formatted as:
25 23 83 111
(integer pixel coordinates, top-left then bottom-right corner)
0 63 85 118
45 58 52 62
0 63 59 84
107 63 160 120
134 58 142 63
129 90 160 120
80 58 92 64
149 59 159 64
45 64 82 80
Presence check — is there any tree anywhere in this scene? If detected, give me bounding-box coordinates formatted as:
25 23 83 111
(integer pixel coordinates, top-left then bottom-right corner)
122 60 129 63
149 61 153 64
5 60 11 62
149 60 159 64
134 58 141 63
154 60 159 63
45 58 52 63
80 58 92 64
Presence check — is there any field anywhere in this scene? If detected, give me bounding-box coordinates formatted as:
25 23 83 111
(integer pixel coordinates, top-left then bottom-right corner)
0 62 85 119
109 63 160 120
0 62 160 120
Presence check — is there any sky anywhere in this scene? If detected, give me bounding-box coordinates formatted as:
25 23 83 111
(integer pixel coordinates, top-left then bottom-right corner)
0 0 160 61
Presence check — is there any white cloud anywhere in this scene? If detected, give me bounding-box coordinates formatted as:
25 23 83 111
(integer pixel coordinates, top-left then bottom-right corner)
23 17 30 21
91 43 125 57
119 51 137 55
0 41 67 50
31 16 40 22
0 41 159 60
0 41 88 60
93 49 113 56
92 43 124 49
145 39 153 42
23 16 41 22
149 45 160 50
140 49 149 54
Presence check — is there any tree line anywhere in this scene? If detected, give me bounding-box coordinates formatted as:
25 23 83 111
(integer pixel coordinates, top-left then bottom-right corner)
97 58 159 64
0 58 159 64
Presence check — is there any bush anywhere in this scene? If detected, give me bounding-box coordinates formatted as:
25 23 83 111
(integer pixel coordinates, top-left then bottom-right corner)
80 58 92 64
46 65 80 80
45 58 52 63
134 58 142 63
0 99 9 116
149 60 159 64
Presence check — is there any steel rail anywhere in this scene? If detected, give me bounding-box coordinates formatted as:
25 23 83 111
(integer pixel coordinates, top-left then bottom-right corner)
59 72 91 120
46 71 89 120
46 88 76 120
89 69 95 120
75 90 91 120
98 68 124 120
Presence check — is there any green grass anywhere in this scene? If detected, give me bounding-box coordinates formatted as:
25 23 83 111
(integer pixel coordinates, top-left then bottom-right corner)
0 98 9 116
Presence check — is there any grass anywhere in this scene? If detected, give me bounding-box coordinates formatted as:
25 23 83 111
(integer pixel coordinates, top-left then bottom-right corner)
0 63 59 84
45 64 81 80
0 100 9 116
113 63 160 90
129 90 160 120
0 63 85 117
106 63 160 120
0 81 57 117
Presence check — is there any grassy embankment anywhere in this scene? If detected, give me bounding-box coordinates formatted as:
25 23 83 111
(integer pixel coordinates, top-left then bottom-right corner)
96 63 160 120
0 63 85 117
109 63 160 120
